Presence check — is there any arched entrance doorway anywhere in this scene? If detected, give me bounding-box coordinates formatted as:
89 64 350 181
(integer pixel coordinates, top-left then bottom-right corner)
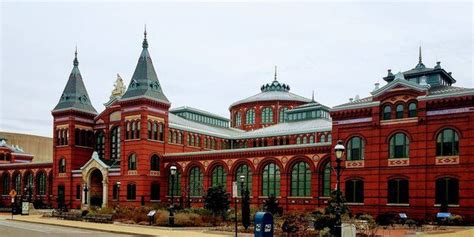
89 169 103 207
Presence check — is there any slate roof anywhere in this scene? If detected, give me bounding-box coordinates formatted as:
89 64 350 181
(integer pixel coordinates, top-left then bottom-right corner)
168 113 243 138
235 118 331 139
170 106 229 122
230 90 311 108
120 32 170 104
52 51 97 114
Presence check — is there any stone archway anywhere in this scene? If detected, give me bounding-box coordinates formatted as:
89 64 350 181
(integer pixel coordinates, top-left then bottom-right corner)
89 169 103 207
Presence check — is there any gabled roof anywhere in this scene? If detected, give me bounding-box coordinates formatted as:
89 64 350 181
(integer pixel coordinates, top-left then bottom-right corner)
170 106 229 122
168 113 244 138
80 151 110 170
371 78 430 97
52 50 97 115
120 31 170 104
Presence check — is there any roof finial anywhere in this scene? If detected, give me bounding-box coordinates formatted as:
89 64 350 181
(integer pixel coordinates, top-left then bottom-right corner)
142 25 149 49
274 65 277 81
311 90 315 102
73 45 79 66
418 45 422 64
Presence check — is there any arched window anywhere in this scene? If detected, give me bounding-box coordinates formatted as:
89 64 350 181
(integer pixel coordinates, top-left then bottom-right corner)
211 165 227 189
345 179 364 203
126 183 136 200
290 162 311 197
110 126 120 160
150 155 160 171
309 136 315 143
388 179 409 204
37 172 47 195
25 172 33 188
168 168 181 196
302 137 307 144
245 109 255 125
396 104 404 119
296 137 301 144
389 133 409 158
408 103 417 117
435 177 459 205
383 105 392 120
327 134 332 142
235 164 252 196
436 129 459 156
262 163 280 196
262 107 273 124
158 123 164 141
59 158 66 173
2 173 10 195
147 121 152 139
189 167 203 196
95 131 105 159
13 173 21 194
135 121 140 139
126 122 131 139
347 137 364 160
235 112 241 127
128 153 137 170
279 107 288 122
320 135 326 143
321 162 331 197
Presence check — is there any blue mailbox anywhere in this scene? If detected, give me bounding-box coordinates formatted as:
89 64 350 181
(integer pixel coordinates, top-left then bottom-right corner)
254 212 273 237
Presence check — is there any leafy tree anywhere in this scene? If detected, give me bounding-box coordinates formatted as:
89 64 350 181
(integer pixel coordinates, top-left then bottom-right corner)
324 190 351 217
263 194 283 216
204 185 230 219
241 189 251 230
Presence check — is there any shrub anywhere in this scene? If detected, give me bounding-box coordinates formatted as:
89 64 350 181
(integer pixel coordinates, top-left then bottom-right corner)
281 212 310 234
319 227 331 237
98 207 114 215
313 214 336 231
204 185 230 220
155 210 170 225
263 195 283 216
174 213 203 226
376 212 397 226
405 219 416 227
449 215 464 225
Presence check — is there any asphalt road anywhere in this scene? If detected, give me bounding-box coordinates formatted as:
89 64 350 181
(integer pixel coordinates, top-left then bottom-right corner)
0 219 140 237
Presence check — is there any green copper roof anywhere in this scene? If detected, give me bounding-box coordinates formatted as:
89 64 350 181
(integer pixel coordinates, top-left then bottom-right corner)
120 31 170 104
52 50 97 114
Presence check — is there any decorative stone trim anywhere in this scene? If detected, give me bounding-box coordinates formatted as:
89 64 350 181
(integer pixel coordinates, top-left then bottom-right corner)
434 204 460 207
58 173 66 177
150 171 160 176
388 158 409 167
436 156 459 165
380 117 417 126
344 202 364 206
346 160 364 168
127 170 138 175
386 203 409 206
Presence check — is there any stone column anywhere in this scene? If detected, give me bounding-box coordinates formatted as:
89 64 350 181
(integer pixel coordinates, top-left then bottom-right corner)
102 179 108 208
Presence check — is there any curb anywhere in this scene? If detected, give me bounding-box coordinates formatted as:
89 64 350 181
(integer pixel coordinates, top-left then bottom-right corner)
7 218 155 237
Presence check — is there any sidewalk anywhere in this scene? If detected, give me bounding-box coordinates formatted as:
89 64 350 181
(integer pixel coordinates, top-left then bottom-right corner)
0 214 235 237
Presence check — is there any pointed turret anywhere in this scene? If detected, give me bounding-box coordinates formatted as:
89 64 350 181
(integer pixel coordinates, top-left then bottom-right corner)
120 28 170 104
52 49 97 114
414 46 426 69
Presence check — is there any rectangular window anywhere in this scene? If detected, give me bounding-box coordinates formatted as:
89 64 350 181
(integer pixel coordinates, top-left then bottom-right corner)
127 184 136 200
151 183 160 200
113 184 118 200
76 185 81 200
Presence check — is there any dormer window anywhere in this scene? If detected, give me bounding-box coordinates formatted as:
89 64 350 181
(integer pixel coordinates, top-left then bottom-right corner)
382 105 392 120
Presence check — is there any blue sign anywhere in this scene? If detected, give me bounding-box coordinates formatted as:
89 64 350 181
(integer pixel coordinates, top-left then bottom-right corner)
437 212 451 218
254 212 273 237
399 213 407 219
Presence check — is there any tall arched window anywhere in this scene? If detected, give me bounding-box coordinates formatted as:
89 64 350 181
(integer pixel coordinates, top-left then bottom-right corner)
345 179 364 203
262 163 280 196
95 131 105 159
2 173 10 195
396 104 404 119
128 153 137 170
408 103 417 117
347 137 364 160
389 133 409 158
13 173 21 194
309 135 315 143
321 162 331 197
189 167 203 196
235 112 242 127
262 107 273 124
383 105 392 120
435 177 459 205
279 107 288 122
436 129 459 156
110 126 120 160
126 122 131 140
168 169 181 196
388 179 409 204
245 109 255 125
25 172 33 188
290 162 311 197
235 164 252 196
150 155 160 171
59 158 66 173
296 137 301 144
211 165 227 189
37 172 47 195
320 135 326 143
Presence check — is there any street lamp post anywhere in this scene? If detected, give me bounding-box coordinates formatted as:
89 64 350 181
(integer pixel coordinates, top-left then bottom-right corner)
334 140 345 237
83 184 89 205
169 165 177 226
234 175 245 237
116 181 121 205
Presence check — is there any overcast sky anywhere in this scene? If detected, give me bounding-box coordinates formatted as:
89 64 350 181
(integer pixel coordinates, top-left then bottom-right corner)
1 1 472 137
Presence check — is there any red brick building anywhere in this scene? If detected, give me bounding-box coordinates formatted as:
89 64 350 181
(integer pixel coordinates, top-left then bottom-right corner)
0 33 472 221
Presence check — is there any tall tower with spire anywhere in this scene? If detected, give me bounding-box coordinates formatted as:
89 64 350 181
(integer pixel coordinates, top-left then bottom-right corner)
51 49 97 208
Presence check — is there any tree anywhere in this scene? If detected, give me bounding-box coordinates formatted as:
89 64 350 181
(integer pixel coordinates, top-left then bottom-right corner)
204 185 230 220
263 194 283 216
242 189 251 230
324 190 351 217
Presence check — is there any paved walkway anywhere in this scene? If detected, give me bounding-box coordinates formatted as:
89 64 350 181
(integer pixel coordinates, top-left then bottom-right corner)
0 214 233 237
